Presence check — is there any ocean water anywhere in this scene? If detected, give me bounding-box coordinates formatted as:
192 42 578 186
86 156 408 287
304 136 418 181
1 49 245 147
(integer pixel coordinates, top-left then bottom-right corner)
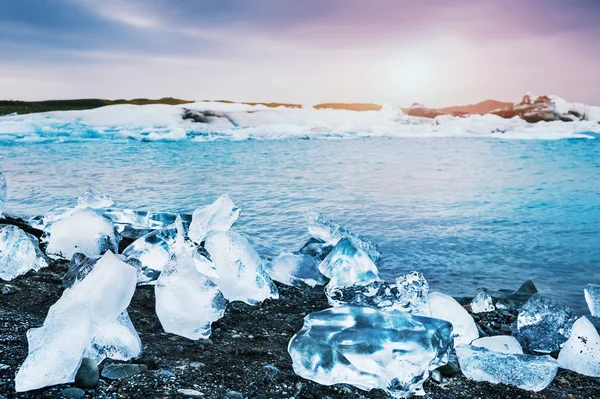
1 137 599 316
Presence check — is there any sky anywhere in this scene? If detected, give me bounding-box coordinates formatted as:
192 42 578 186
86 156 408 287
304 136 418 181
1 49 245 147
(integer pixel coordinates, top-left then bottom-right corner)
1 0 599 107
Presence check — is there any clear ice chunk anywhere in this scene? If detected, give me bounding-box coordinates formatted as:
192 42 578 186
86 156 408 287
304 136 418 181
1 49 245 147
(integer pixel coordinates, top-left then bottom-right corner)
426 291 479 347
471 336 523 354
62 252 100 288
15 251 138 392
45 209 119 260
29 206 74 231
122 226 178 285
319 238 380 291
470 291 495 313
517 293 576 353
155 218 227 339
188 194 241 244
101 209 191 240
557 316 600 377
203 230 278 305
0 168 6 218
77 188 114 209
305 210 383 264
455 345 558 392
326 271 430 314
0 225 48 281
84 311 142 364
584 284 600 318
288 305 454 398
267 252 326 288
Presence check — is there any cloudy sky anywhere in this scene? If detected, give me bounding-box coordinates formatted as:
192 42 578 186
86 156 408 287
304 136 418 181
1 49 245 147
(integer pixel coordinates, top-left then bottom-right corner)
1 0 599 107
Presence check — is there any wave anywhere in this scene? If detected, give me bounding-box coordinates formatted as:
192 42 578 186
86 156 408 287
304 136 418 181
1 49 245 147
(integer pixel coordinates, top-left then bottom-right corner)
1 102 599 144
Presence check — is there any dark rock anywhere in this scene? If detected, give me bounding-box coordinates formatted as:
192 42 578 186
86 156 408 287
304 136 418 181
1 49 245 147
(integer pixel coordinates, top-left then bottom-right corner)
61 387 85 399
74 357 99 389
437 351 460 377
506 279 538 305
1 284 20 295
101 363 148 380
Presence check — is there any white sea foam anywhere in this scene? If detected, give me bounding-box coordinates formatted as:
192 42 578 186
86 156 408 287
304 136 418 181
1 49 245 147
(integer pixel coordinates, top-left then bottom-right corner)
0 100 598 143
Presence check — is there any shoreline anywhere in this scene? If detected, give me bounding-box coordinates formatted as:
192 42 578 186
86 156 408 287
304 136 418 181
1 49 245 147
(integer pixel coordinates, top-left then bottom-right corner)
0 217 599 399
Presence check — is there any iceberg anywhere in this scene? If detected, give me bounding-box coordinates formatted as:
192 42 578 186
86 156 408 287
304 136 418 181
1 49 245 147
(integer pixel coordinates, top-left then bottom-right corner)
427 291 479 347
557 316 600 377
188 194 240 244
326 271 429 314
517 293 576 353
455 345 558 392
319 238 380 291
203 230 278 304
155 218 227 339
584 284 600 318
45 209 120 260
306 210 383 264
470 291 494 313
288 305 454 398
15 251 138 392
122 226 178 285
0 225 48 281
471 336 523 354
77 188 113 209
267 252 326 288
0 168 5 218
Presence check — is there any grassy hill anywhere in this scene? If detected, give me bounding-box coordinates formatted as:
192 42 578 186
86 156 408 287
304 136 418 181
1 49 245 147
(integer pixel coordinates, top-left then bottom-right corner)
0 98 193 116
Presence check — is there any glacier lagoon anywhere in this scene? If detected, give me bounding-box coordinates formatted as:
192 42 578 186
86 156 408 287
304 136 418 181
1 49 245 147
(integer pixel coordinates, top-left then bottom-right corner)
1 137 599 315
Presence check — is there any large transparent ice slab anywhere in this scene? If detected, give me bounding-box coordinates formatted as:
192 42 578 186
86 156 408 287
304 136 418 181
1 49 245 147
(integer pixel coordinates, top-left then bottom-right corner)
155 218 227 339
122 226 178 285
288 305 454 398
426 291 479 347
267 252 326 288
557 316 600 377
15 251 138 392
0 225 48 281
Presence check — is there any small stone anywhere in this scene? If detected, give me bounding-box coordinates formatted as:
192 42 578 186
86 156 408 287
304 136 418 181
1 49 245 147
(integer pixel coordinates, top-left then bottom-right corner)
1 284 20 295
189 362 205 369
101 363 148 380
61 387 85 399
263 364 281 373
157 369 175 378
430 370 443 383
74 357 99 389
226 391 244 399
178 388 204 396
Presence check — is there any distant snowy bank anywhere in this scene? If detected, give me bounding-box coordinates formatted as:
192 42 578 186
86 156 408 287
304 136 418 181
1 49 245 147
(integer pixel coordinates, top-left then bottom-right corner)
1 95 599 143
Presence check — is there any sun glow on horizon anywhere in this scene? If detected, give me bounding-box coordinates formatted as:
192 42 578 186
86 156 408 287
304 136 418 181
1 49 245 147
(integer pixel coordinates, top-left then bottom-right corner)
385 55 437 102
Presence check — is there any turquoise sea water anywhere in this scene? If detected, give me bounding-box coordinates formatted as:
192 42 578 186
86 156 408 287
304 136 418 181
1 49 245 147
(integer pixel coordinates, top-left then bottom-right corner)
1 137 599 315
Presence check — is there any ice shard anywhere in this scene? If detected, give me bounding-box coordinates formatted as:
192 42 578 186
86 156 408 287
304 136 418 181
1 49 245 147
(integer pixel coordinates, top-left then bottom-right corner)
288 305 454 398
203 230 278 305
319 238 380 292
45 209 119 260
305 210 383 264
0 168 6 218
155 218 227 339
471 336 523 354
557 316 600 377
15 251 137 392
84 311 142 364
427 291 479 347
0 225 48 281
267 252 326 288
326 271 430 314
517 293 576 353
188 194 240 244
77 188 114 209
456 345 558 392
584 284 600 318
122 226 178 285
470 291 494 313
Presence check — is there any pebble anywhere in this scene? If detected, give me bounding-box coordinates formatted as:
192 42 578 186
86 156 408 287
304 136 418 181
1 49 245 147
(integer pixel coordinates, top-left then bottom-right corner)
101 363 148 380
189 362 206 369
1 284 20 295
177 388 204 396
74 357 99 389
61 387 85 399
226 391 244 399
